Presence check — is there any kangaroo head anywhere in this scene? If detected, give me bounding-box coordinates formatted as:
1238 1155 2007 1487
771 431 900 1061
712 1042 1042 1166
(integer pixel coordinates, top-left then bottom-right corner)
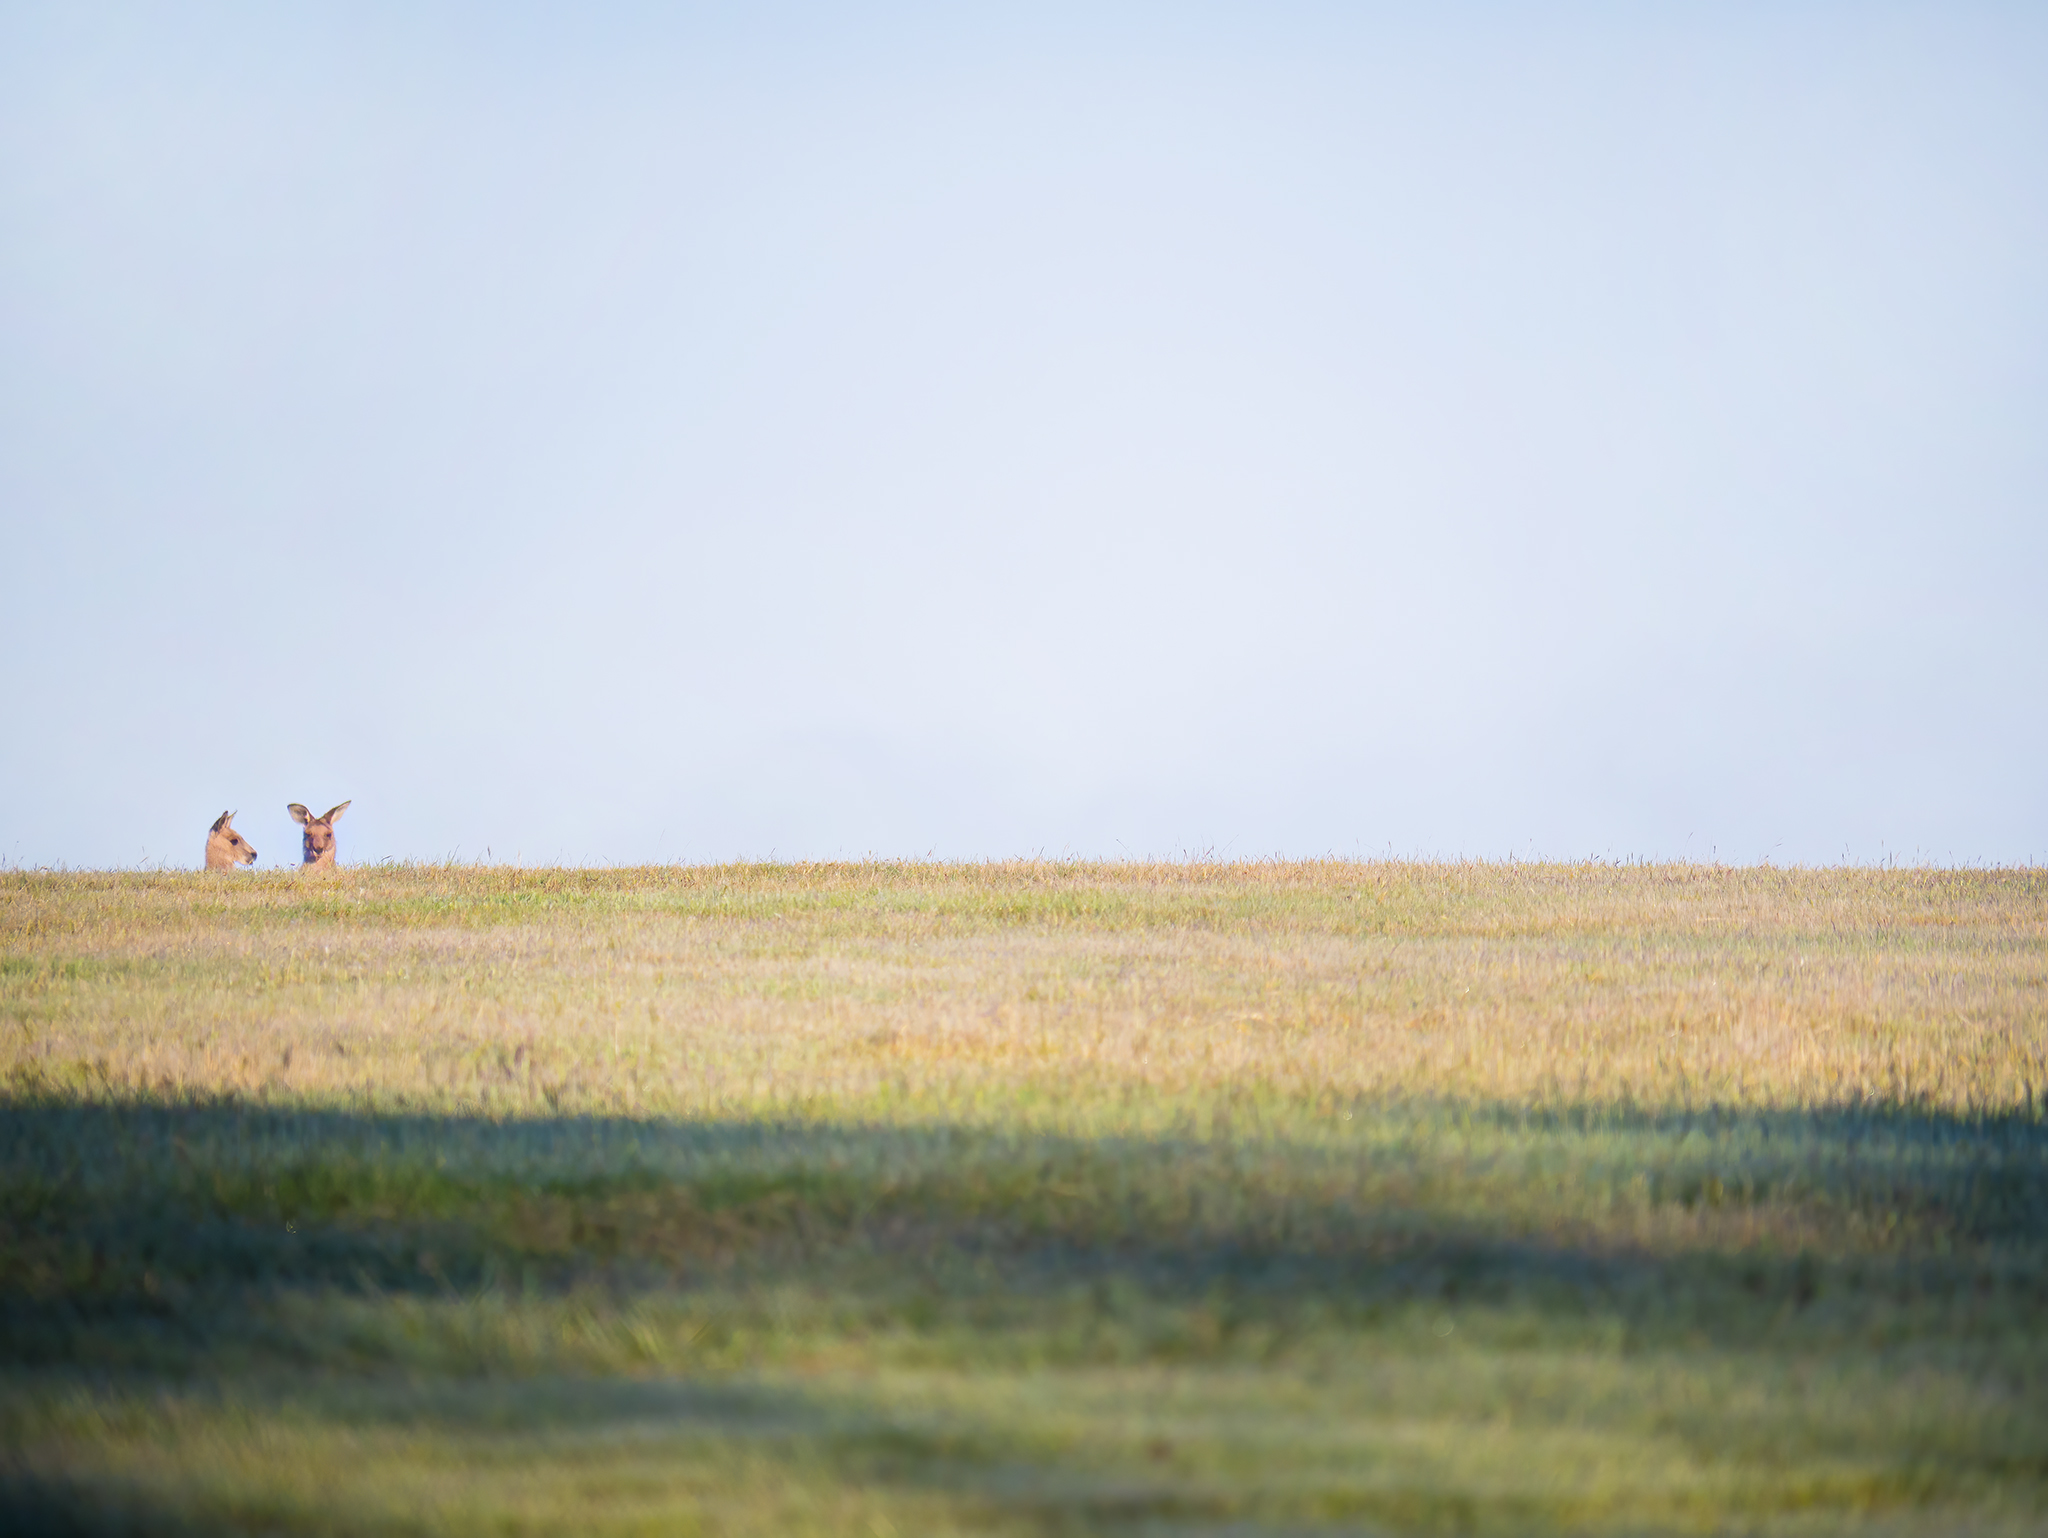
205 811 258 870
288 800 351 868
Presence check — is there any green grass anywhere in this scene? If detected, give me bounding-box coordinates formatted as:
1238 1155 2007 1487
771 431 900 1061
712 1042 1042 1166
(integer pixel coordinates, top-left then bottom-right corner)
2 860 2045 1533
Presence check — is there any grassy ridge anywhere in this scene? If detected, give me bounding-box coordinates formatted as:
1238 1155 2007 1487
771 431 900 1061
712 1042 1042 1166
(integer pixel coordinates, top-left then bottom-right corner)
3 861 2045 1534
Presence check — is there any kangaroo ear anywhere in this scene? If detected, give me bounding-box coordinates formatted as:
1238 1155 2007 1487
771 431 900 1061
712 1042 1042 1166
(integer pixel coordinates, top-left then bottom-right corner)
288 804 311 825
212 811 232 833
323 801 351 823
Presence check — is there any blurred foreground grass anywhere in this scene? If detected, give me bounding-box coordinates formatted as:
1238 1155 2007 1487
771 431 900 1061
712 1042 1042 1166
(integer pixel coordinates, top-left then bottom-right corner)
2 860 2045 1534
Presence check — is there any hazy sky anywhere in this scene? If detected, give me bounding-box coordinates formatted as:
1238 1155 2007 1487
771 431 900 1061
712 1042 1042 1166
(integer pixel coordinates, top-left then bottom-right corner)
4 3 2043 869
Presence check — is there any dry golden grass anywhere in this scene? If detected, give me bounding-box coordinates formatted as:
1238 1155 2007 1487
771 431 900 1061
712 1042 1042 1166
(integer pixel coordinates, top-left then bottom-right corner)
6 859 2042 1118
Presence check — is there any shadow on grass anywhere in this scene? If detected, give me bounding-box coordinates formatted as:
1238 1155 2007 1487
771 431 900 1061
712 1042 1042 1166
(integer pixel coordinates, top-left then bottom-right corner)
1 1379 910 1538
3 1094 2046 1535
3 1092 2044 1367
0 1475 186 1538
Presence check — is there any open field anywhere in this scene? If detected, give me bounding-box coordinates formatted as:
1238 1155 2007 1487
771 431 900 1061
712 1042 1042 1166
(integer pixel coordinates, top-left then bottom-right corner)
3 860 2045 1535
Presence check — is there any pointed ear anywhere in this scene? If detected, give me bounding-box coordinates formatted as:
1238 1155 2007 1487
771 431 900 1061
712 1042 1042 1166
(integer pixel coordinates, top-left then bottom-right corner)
212 811 232 834
288 804 311 825
323 801 351 823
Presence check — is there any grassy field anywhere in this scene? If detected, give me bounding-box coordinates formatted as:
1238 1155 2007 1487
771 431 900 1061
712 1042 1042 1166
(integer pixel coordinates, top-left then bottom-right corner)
2 859 2045 1535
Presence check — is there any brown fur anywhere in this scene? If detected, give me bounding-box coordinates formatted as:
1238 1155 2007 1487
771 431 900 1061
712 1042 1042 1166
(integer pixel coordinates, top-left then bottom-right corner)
288 801 351 868
205 811 257 870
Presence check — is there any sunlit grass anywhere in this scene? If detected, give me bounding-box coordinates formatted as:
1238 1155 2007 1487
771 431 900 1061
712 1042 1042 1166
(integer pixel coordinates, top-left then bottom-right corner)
3 860 2044 1533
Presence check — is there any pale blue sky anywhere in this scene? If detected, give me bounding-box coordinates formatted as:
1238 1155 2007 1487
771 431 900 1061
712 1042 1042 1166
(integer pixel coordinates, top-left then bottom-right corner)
3 3 2043 868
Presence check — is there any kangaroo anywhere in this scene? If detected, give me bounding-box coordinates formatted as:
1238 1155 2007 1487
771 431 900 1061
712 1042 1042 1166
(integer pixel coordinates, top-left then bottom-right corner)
205 811 258 869
288 801 352 868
